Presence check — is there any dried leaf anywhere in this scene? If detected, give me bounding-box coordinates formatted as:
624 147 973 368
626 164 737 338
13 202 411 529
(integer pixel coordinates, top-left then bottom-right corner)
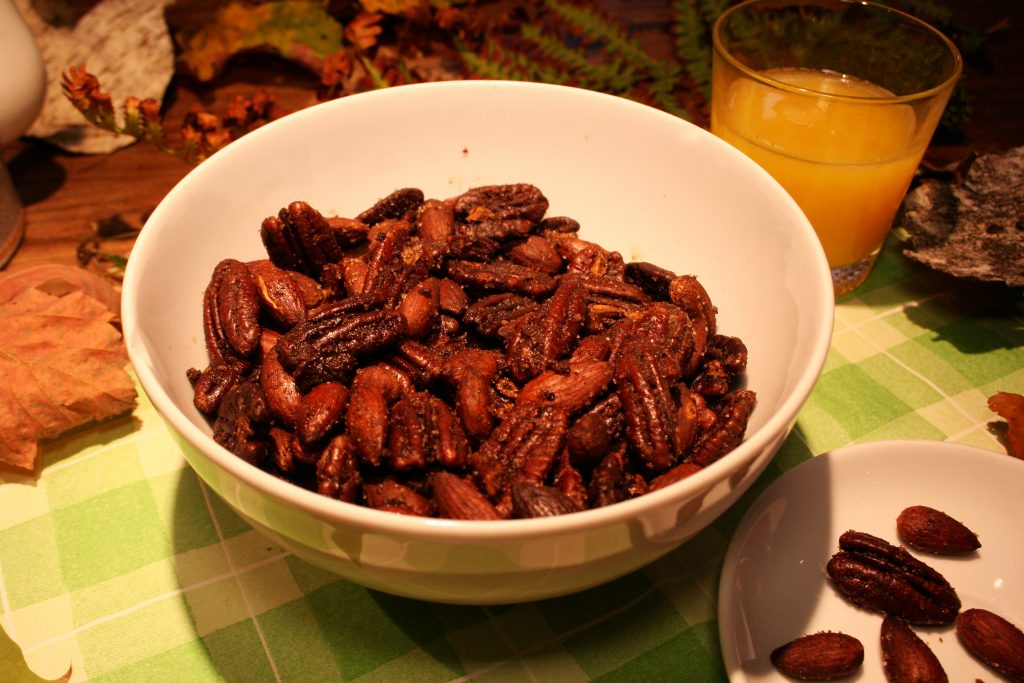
19 0 175 154
360 0 422 14
0 262 121 316
176 0 344 81
0 287 136 472
345 11 384 51
989 391 1024 459
1 626 69 682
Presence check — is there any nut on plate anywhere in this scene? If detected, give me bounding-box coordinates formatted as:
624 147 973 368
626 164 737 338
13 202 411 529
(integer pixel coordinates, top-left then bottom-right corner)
826 530 960 625
770 631 864 680
956 608 1024 682
896 505 981 554
880 615 947 683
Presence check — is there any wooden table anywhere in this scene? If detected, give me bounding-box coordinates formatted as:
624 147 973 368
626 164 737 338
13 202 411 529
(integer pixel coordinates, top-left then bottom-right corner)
4 0 1023 274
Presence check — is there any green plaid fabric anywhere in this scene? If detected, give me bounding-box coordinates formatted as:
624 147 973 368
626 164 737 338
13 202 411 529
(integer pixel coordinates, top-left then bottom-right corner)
3 236 1022 682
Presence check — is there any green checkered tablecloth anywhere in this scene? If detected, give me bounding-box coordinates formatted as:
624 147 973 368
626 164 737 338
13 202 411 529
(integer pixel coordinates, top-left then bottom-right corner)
3 236 1022 682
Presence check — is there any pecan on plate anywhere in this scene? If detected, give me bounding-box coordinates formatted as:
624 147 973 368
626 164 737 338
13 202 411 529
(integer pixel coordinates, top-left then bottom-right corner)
826 530 961 625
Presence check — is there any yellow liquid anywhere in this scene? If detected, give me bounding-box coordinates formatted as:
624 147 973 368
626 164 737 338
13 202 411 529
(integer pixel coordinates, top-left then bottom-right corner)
711 68 923 269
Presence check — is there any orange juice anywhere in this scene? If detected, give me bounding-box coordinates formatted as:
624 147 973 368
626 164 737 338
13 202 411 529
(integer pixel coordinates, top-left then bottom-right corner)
711 68 925 270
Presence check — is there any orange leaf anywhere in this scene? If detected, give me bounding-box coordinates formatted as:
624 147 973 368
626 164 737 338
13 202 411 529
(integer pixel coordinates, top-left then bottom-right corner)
988 391 1024 459
0 286 136 472
345 11 384 51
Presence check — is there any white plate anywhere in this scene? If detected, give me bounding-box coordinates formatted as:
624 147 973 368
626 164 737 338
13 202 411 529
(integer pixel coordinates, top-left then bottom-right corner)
719 440 1024 681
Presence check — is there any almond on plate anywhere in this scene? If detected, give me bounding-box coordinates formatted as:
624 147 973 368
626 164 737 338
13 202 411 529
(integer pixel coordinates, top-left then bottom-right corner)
896 505 980 554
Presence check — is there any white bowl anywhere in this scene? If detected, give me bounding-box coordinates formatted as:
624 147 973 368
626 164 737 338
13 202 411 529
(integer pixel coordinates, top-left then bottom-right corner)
122 81 833 604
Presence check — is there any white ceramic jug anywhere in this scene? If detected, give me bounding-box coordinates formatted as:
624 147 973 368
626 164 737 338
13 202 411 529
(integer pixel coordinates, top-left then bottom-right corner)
0 0 47 266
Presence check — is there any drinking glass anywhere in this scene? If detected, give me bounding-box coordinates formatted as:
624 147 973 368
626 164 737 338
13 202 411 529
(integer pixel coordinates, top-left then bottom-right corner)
711 0 962 295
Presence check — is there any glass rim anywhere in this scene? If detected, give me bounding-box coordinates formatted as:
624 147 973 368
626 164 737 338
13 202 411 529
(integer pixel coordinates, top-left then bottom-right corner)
712 0 964 105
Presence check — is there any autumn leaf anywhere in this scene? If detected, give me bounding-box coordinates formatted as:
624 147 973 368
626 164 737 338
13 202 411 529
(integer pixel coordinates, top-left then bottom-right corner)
0 283 136 472
345 11 384 51
1 626 69 682
988 391 1024 459
360 0 422 14
177 1 344 81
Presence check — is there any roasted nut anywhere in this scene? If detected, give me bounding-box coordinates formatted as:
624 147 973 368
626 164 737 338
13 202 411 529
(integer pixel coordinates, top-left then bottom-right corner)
204 258 261 361
295 381 349 445
356 187 424 225
511 481 580 518
432 472 502 520
770 631 864 681
826 530 960 625
452 183 549 224
880 615 947 683
246 259 309 328
896 505 981 555
956 608 1024 682
688 389 756 467
516 360 613 415
363 478 433 516
316 434 361 502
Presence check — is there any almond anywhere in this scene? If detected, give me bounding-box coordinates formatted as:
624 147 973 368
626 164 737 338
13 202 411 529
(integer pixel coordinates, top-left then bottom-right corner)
956 608 1024 682
431 471 502 520
770 631 864 680
896 505 980 554
880 615 948 683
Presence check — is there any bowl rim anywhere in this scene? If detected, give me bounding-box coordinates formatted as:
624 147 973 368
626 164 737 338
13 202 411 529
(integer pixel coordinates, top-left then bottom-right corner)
123 80 834 541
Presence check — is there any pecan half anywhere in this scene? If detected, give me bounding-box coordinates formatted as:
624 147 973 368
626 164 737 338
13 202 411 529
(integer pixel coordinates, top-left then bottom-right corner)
452 183 549 224
316 434 361 502
688 389 756 467
826 530 961 625
471 404 568 509
356 187 424 225
204 258 261 361
260 201 345 277
615 341 680 471
506 276 587 383
446 259 556 298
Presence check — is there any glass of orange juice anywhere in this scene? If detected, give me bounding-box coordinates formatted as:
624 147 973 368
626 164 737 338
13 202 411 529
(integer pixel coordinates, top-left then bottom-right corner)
711 0 962 296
